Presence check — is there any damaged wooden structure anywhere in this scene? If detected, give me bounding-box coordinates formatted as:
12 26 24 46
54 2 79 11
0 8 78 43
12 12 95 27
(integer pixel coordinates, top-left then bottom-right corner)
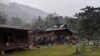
0 25 31 52
33 24 73 45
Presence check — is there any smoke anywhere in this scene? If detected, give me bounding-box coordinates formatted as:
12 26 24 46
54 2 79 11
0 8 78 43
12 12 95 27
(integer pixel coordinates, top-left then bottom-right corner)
0 0 12 4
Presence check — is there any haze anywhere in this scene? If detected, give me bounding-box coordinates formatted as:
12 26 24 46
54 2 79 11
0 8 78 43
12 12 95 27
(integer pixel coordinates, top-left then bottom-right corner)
0 0 100 16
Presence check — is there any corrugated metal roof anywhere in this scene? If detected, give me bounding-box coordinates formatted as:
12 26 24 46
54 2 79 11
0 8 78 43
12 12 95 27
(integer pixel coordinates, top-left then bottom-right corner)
0 24 32 31
45 28 67 31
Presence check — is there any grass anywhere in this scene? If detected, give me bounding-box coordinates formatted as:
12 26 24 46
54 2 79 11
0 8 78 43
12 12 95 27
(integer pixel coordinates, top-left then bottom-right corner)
85 46 100 56
6 45 100 56
6 45 75 56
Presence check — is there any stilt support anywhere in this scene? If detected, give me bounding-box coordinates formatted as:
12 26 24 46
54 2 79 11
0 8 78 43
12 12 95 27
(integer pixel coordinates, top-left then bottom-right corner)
0 50 5 56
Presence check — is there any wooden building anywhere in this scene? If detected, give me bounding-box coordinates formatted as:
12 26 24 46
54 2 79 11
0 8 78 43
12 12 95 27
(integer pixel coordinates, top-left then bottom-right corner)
32 24 73 45
33 30 55 45
0 25 31 51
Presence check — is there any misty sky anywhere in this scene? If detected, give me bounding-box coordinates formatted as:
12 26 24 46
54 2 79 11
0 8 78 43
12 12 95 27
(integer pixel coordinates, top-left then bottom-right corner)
0 0 100 16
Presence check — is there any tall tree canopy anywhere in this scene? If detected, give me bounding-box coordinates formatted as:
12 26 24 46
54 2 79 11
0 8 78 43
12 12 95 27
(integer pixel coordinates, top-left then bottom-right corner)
34 16 44 28
75 6 100 40
45 13 61 26
0 12 7 24
10 17 23 26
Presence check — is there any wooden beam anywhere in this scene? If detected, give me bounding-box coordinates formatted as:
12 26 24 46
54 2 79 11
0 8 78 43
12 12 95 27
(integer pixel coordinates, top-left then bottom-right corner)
13 32 16 43
0 33 5 56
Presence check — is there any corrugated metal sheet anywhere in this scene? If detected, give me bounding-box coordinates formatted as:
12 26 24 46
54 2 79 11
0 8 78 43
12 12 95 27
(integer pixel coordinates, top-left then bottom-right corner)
0 24 32 31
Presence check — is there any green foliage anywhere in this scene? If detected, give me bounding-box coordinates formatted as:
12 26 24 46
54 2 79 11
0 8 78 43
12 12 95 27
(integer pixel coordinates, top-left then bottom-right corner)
75 6 100 39
65 17 78 31
34 16 44 28
32 13 64 29
45 13 61 26
0 12 7 24
10 17 23 26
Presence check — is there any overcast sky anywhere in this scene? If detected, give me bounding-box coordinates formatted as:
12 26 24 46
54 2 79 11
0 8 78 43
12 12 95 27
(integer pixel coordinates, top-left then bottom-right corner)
0 0 100 16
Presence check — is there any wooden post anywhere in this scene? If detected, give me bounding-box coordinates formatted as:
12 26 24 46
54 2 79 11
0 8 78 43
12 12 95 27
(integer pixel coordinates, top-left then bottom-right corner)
6 32 9 46
0 33 5 56
13 32 16 43
76 43 79 53
13 32 16 48
0 50 5 56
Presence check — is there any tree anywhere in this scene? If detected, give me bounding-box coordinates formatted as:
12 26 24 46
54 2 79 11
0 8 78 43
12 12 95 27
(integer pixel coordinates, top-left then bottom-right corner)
37 16 44 27
35 16 44 28
65 17 78 31
10 17 23 26
45 13 61 26
31 16 45 29
75 6 100 40
0 12 7 24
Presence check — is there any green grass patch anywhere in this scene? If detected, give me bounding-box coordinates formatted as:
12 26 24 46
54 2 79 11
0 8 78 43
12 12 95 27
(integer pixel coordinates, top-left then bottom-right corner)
6 45 75 56
6 45 100 56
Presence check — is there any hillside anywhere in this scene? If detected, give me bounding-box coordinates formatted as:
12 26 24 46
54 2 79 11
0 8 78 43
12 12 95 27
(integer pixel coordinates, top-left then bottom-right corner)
0 3 48 23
